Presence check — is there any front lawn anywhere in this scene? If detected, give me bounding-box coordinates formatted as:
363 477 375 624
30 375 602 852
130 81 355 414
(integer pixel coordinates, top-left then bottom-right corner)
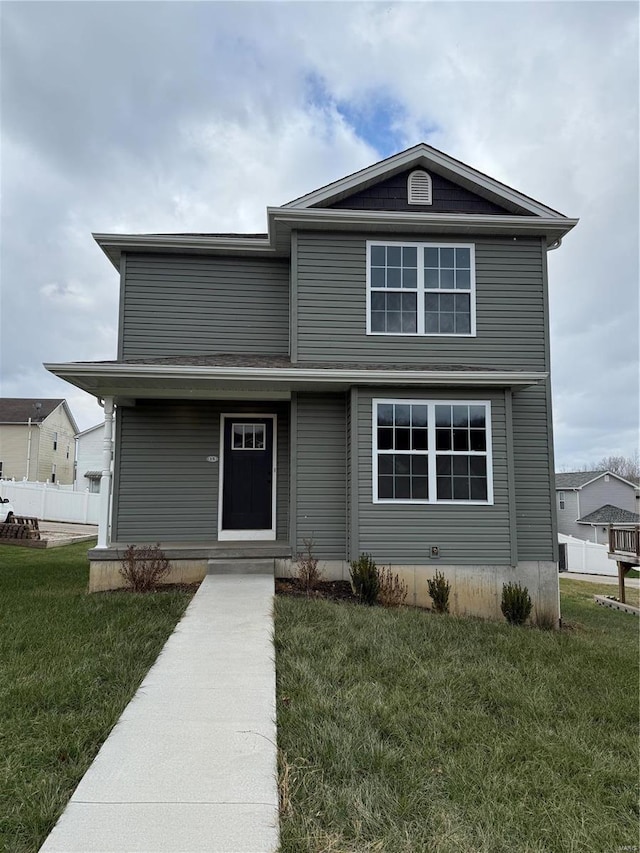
275 580 639 852
0 542 195 853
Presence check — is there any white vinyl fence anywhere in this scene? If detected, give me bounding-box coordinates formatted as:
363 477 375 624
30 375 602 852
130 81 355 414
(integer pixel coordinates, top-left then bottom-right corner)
558 532 616 576
0 480 99 524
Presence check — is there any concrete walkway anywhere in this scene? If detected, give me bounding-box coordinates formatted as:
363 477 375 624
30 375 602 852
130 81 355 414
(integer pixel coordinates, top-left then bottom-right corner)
562 572 640 588
40 575 279 853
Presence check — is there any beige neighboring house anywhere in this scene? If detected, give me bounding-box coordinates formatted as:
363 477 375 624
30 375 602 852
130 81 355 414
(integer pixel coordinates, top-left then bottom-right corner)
0 398 79 484
74 422 105 492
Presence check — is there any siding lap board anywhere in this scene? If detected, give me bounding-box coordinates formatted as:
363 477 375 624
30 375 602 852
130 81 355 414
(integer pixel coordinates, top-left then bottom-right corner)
296 233 546 368
357 388 511 565
295 393 347 560
113 401 288 542
122 254 289 359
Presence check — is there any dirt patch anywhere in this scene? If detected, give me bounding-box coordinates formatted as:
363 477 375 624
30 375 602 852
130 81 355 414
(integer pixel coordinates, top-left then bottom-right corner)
275 577 359 603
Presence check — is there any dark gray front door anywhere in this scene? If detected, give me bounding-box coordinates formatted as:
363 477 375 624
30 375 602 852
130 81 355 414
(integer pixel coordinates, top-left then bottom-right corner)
222 418 273 531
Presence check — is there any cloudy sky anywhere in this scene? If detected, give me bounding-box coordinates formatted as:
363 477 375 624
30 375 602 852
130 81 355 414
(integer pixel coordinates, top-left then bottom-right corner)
1 1 638 469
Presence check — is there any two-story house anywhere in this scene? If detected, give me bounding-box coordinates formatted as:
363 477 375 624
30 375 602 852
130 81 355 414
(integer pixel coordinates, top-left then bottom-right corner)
0 398 78 484
556 470 640 545
46 144 578 621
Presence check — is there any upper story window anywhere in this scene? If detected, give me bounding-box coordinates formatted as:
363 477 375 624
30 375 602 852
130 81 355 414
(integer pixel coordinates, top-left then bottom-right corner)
53 431 58 451
373 399 493 504
407 170 432 205
558 491 565 510
367 241 476 336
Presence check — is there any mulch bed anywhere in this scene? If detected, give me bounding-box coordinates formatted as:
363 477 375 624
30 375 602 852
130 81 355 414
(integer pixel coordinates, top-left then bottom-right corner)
275 577 360 603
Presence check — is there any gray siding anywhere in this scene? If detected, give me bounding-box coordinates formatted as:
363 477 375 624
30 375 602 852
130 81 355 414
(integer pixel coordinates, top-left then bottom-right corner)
296 233 546 368
113 400 288 542
512 382 555 561
558 476 637 543
356 388 512 565
121 254 289 360
326 168 517 215
556 490 582 539
580 476 637 516
295 393 347 560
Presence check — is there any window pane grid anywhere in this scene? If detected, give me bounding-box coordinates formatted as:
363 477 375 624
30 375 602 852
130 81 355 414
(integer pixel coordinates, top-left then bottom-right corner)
369 242 474 336
232 423 265 450
375 401 490 503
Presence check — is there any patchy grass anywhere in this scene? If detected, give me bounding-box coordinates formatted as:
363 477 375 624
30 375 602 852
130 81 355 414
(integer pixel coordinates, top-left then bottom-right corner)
0 541 195 853
560 576 639 612
275 581 639 853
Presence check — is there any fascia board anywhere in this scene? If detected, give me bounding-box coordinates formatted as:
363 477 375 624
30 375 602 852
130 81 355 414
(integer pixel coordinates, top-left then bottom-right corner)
281 143 566 218
578 471 639 490
269 207 579 240
45 362 547 388
93 233 276 270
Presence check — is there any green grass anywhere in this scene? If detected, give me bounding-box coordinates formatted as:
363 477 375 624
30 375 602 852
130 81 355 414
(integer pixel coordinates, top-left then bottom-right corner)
275 582 639 852
0 541 195 853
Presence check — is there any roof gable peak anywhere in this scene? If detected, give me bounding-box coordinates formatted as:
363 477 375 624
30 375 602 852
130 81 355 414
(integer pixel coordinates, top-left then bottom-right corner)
282 142 566 219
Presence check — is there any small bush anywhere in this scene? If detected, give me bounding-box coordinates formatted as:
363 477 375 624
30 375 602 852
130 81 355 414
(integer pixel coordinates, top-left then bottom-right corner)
501 582 533 625
350 553 379 605
296 538 322 593
427 570 451 614
377 566 408 608
119 544 170 592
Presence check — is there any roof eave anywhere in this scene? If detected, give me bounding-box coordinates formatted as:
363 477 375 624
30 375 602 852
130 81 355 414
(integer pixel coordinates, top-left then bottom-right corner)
45 361 547 399
268 208 579 245
92 232 277 270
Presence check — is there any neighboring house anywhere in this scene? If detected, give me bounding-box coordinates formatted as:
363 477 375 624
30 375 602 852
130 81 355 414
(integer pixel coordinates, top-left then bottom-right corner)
46 142 579 621
555 470 640 545
0 398 78 485
75 423 106 492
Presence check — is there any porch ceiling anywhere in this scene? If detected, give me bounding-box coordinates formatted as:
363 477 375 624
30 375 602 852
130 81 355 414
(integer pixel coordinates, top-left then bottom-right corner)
45 356 547 402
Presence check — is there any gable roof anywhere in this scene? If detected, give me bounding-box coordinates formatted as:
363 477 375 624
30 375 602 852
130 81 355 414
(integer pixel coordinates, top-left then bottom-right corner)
75 422 104 439
93 143 578 269
282 142 566 218
576 504 640 525
556 471 638 490
0 398 79 433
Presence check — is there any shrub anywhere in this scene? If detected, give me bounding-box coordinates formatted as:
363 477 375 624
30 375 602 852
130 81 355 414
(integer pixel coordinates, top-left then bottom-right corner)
296 538 322 593
350 553 379 605
119 544 170 592
427 570 451 614
377 566 408 608
501 582 533 625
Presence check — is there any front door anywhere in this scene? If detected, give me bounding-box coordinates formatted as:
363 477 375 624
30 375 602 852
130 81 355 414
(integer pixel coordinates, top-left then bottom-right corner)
219 416 275 540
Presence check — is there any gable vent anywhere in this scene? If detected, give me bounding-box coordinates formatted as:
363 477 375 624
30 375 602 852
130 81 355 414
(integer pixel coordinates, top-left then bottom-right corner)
407 170 432 205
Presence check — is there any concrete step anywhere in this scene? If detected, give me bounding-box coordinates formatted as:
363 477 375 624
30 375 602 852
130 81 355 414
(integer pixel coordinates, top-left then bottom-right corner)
208 558 275 575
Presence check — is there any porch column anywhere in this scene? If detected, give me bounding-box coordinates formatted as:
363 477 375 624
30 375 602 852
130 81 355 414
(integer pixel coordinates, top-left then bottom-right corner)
97 397 114 549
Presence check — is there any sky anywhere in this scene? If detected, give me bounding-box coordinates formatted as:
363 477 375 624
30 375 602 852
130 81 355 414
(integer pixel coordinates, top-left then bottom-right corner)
1 0 638 470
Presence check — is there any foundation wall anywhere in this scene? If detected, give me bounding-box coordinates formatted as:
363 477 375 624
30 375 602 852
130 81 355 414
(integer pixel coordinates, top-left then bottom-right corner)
89 559 208 592
277 558 559 623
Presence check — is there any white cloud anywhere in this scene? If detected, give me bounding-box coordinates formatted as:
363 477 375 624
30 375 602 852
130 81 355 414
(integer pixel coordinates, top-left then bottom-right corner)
0 0 637 456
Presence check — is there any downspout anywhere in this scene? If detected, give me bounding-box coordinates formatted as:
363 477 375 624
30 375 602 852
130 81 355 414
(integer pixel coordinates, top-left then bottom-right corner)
97 397 115 549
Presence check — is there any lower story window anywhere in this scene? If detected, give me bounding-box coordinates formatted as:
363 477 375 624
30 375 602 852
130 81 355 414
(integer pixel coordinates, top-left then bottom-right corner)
373 399 493 504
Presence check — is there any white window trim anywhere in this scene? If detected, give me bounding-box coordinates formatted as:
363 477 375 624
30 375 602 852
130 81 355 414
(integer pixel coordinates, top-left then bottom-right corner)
218 413 277 541
366 240 476 337
372 398 494 505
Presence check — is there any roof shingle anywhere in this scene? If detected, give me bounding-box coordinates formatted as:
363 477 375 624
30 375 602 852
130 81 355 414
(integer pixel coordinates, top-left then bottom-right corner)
0 398 64 424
